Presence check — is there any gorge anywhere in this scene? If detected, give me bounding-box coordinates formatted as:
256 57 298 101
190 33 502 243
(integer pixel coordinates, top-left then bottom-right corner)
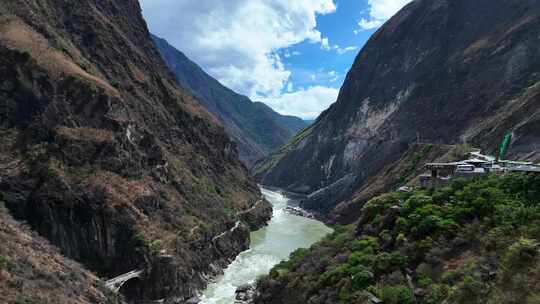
200 188 332 304
1 0 540 304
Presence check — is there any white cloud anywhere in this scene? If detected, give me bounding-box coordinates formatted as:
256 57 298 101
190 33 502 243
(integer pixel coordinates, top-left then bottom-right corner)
287 82 294 92
358 0 411 30
140 0 336 100
327 70 339 82
258 86 339 119
283 50 301 58
321 37 331 50
321 37 358 55
336 46 358 55
358 19 384 30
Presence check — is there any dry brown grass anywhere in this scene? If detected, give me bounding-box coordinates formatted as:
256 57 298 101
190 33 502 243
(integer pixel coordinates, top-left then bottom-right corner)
443 251 477 271
56 127 115 143
83 171 153 207
128 63 147 83
463 37 491 56
0 205 114 304
0 19 120 97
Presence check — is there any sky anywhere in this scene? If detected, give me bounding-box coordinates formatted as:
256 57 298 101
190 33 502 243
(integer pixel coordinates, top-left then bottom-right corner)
140 0 411 119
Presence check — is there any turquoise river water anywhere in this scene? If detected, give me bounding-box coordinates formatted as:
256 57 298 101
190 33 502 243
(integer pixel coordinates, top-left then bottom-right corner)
199 187 333 304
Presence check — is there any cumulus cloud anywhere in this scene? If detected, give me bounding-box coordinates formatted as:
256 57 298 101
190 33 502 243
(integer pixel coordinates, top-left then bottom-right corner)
140 0 336 100
327 70 339 82
336 46 358 55
258 86 339 119
283 50 301 58
358 0 411 30
321 37 358 54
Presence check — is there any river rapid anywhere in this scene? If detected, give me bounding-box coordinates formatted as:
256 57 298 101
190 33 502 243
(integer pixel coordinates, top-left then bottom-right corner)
199 187 333 304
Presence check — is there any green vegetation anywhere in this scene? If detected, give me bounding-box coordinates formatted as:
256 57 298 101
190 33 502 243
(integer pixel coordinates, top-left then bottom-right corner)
132 232 147 248
207 184 222 196
252 122 317 176
0 255 9 269
223 207 236 218
132 232 164 253
149 239 164 252
270 248 310 278
380 285 413 304
259 173 540 303
397 144 434 186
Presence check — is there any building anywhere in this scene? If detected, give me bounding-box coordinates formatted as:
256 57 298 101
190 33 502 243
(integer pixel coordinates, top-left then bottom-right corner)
419 151 540 188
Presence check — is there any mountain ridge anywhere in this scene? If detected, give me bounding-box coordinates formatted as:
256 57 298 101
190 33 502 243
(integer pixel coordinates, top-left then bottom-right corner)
152 34 307 167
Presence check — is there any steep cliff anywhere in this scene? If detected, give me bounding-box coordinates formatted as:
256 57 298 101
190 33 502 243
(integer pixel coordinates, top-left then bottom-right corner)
0 0 270 302
152 35 307 167
255 0 540 219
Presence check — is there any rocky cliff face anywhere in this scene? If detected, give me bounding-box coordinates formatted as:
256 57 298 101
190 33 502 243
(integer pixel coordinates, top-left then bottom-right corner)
152 35 307 167
255 0 540 219
0 0 271 302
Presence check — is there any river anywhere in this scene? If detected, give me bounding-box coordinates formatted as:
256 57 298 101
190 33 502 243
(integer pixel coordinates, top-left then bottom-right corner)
199 187 333 304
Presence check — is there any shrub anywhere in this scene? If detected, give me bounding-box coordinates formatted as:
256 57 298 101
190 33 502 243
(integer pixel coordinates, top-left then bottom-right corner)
380 285 413 304
389 252 408 269
417 275 433 288
223 207 235 218
348 252 376 267
425 284 451 304
352 236 379 253
149 239 164 252
320 265 347 286
451 275 486 303
503 238 539 270
375 252 393 272
349 266 374 290
362 194 398 221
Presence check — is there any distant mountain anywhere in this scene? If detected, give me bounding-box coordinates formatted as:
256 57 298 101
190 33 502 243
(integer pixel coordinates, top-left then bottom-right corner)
152 35 307 167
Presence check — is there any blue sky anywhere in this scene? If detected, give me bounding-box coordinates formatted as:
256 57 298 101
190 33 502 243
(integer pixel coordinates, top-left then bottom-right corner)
140 0 410 119
281 1 373 94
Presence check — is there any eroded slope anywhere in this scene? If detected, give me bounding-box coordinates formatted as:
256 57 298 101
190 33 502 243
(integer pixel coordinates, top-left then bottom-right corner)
0 0 270 302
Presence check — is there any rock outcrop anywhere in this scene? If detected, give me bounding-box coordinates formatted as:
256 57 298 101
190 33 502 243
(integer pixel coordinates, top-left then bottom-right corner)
152 35 308 167
255 0 540 221
0 0 271 302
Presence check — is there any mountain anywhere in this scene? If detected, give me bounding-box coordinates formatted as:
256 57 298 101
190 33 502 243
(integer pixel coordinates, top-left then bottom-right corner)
152 35 307 167
0 0 271 303
254 0 540 221
252 1 540 303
